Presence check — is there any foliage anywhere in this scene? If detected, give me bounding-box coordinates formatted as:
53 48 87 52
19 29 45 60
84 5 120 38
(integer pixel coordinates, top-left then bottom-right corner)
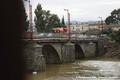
103 27 113 36
85 29 101 35
34 4 66 33
34 4 45 33
22 1 29 31
105 9 120 25
109 30 120 43
85 27 113 36
62 16 65 25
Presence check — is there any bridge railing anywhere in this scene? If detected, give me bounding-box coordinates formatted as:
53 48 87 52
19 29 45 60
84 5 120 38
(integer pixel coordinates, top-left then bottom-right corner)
36 33 101 40
22 32 102 40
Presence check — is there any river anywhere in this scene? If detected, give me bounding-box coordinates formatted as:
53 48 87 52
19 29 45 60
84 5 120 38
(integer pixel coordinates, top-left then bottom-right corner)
26 59 120 80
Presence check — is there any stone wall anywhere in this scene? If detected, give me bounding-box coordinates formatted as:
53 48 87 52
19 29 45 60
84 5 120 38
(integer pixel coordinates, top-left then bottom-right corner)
73 42 96 58
96 40 105 57
39 42 75 63
61 42 75 63
23 42 46 72
82 42 96 58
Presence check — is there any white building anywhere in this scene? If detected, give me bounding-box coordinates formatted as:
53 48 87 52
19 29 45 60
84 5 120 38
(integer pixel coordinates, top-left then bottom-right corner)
70 23 89 33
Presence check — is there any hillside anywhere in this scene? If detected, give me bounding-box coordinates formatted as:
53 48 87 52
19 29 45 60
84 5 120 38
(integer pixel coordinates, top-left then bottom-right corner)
103 42 120 59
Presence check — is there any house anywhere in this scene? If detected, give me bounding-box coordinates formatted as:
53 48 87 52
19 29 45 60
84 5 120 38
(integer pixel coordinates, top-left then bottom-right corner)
89 24 100 30
70 23 89 33
70 22 120 33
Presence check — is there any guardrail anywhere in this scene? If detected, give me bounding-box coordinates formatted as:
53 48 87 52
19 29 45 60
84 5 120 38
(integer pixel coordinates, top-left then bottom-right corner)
22 33 103 41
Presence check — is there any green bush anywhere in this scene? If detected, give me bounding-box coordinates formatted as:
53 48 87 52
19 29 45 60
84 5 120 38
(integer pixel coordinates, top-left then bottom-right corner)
109 30 120 43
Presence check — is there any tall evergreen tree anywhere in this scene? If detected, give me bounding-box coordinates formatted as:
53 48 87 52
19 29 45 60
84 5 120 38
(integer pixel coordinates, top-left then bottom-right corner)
43 10 51 32
34 4 46 33
62 16 65 25
21 1 29 31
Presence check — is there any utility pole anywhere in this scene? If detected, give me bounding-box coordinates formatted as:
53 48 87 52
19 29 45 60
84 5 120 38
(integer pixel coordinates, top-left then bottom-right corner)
24 0 33 40
64 9 71 42
98 17 103 36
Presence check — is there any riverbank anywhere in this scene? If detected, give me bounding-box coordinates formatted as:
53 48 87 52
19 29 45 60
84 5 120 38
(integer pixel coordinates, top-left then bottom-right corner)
102 42 120 59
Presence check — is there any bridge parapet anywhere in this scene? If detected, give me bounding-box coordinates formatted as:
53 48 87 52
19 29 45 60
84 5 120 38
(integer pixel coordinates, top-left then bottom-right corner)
22 32 102 40
23 39 99 43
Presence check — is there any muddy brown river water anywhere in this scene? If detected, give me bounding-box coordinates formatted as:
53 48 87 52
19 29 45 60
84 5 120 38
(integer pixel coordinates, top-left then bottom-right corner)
26 59 120 80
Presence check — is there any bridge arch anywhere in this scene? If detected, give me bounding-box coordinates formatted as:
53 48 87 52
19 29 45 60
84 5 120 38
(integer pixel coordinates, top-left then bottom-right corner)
75 44 85 59
42 44 61 64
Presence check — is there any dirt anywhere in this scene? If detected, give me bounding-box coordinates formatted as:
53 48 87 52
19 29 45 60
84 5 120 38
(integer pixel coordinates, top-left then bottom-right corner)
103 42 120 59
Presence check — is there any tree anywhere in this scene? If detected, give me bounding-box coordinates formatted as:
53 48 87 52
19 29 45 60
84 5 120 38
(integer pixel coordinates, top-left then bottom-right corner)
105 16 114 25
42 10 51 32
62 16 65 25
34 3 64 33
103 27 113 35
109 30 120 43
105 9 120 25
21 1 29 31
47 14 61 32
34 4 46 33
61 16 67 28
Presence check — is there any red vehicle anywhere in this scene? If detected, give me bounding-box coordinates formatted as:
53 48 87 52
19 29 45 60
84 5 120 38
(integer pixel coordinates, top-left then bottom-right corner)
52 28 67 33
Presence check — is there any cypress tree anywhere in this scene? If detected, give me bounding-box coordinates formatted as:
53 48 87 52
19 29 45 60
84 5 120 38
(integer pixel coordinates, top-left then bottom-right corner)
62 16 65 25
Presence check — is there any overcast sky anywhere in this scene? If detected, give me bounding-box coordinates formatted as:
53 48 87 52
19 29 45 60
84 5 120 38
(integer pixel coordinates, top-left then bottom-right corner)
24 0 120 22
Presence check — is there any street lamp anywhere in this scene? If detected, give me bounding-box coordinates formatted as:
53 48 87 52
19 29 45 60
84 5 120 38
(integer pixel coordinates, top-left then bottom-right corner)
24 0 33 40
64 9 71 42
98 17 103 36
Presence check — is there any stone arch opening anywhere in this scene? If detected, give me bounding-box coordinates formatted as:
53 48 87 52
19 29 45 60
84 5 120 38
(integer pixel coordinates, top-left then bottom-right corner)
75 44 85 59
42 44 61 64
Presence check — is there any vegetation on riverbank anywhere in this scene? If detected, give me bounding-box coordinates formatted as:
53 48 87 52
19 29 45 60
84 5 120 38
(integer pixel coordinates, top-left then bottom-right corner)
102 29 120 59
103 42 120 59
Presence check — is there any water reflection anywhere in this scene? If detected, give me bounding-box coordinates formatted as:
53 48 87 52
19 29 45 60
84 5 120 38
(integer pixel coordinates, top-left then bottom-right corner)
26 59 120 80
26 63 77 80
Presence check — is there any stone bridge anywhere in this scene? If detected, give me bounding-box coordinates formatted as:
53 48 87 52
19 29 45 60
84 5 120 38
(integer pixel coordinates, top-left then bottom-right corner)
23 39 105 72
